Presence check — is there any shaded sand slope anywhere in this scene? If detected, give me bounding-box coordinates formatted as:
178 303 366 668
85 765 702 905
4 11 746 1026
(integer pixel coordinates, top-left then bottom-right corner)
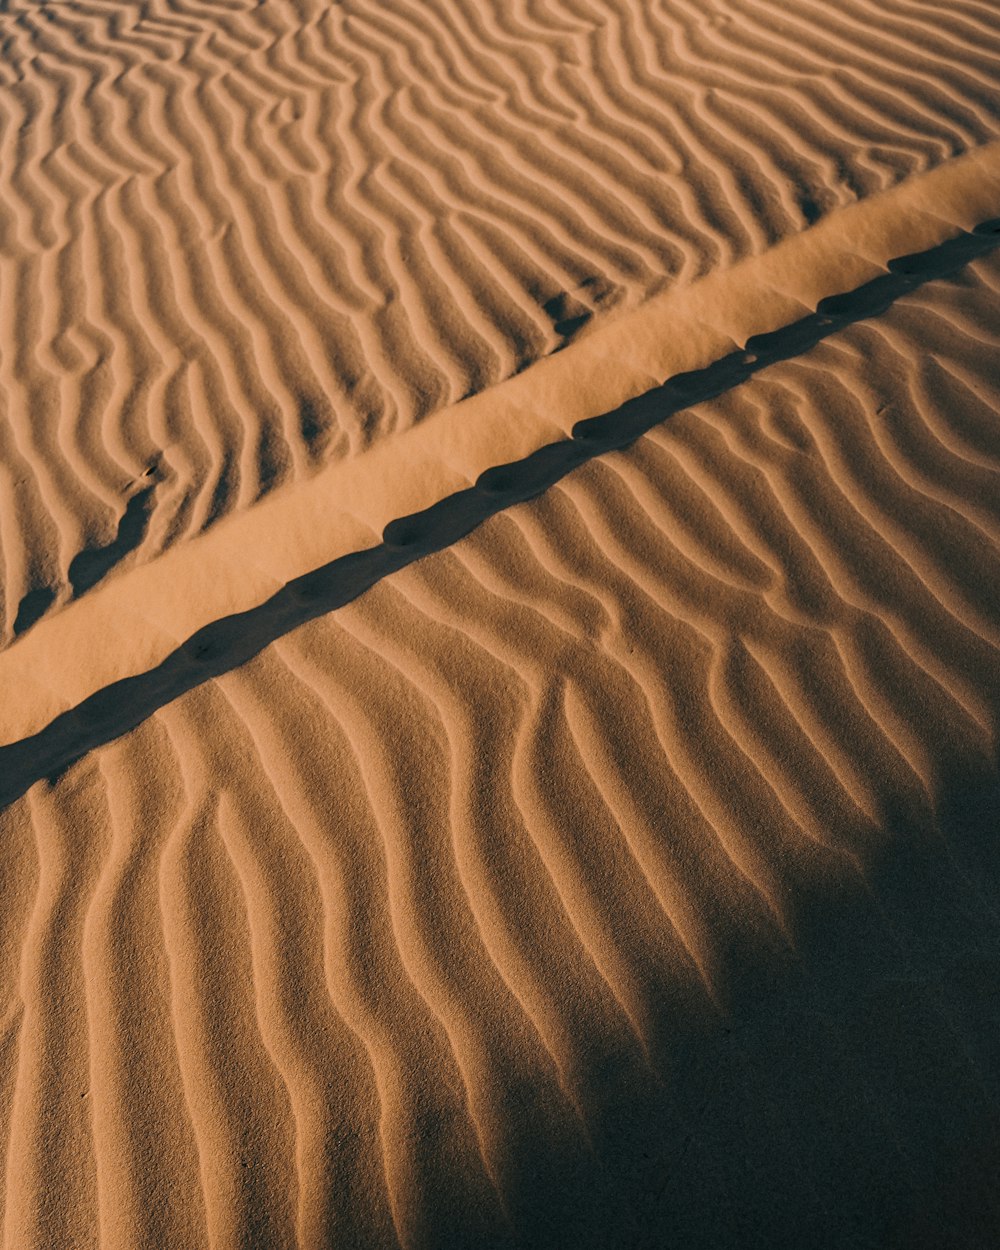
5 0 1000 635
2 252 1000 1249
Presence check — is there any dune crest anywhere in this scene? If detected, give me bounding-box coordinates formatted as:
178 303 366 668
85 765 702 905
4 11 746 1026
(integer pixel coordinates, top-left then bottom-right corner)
4 0 1000 638
3 245 1000 1248
3 3 1000 1245
2 141 1000 747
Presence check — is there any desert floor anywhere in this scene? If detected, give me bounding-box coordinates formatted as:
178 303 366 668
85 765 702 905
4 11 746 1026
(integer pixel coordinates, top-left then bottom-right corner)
1 1 1000 1248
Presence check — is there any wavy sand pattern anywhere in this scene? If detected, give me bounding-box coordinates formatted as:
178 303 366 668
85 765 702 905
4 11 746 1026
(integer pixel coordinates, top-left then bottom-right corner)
4 0 1000 636
1 142 999 746
2 247 999 1248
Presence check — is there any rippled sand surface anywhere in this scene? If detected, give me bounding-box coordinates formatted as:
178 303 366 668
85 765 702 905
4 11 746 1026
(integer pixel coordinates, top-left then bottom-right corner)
3 0 1000 633
2 3 1000 1248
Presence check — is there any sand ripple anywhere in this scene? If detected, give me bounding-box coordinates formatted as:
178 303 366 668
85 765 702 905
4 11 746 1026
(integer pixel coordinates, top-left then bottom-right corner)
2 250 999 1249
3 0 1000 635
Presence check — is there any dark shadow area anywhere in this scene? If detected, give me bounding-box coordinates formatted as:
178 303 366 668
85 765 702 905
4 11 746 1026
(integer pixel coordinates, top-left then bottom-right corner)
298 396 326 446
538 768 1000 1250
67 483 155 598
12 585 57 637
544 290 593 342
1 222 999 1250
797 191 824 225
1 217 999 812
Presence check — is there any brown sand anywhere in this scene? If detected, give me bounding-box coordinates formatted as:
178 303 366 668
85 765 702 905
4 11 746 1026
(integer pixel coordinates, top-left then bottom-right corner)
3 0 1000 640
3 243 1000 1247
2 2 1000 1248
2 140 1000 746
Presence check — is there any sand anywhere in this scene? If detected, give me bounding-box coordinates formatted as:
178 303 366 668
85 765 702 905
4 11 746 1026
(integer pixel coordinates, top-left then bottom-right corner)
1 1 1000 1248
2 140 1000 747
4 0 1000 638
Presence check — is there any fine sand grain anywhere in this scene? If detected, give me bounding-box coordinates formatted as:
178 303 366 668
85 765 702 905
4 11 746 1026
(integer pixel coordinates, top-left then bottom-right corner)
2 245 999 1249
4 0 1000 639
3 2 1000 1247
2 141 1000 745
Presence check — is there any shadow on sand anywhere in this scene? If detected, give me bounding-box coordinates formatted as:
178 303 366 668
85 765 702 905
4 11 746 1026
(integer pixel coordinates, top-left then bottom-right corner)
0 221 999 1250
2 216 999 810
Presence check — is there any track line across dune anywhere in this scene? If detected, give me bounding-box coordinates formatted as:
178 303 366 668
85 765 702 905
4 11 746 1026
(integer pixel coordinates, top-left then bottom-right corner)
2 240 1000 1248
1 142 1000 750
4 0 1000 639
2 187 1000 802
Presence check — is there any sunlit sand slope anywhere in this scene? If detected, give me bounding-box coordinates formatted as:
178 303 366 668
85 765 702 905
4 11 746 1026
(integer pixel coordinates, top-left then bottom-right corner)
4 0 1000 634
2 251 999 1249
2 142 999 742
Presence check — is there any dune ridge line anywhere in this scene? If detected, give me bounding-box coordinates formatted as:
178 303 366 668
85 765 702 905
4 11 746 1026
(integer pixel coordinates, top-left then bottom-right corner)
5 0 1000 636
2 233 1000 1246
2 141 1000 751
0 217 999 804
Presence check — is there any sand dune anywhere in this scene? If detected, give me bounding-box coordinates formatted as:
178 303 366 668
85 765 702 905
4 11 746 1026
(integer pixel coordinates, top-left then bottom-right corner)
4 0 1000 639
2 141 1000 749
3 245 999 1248
3 3 1000 1245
